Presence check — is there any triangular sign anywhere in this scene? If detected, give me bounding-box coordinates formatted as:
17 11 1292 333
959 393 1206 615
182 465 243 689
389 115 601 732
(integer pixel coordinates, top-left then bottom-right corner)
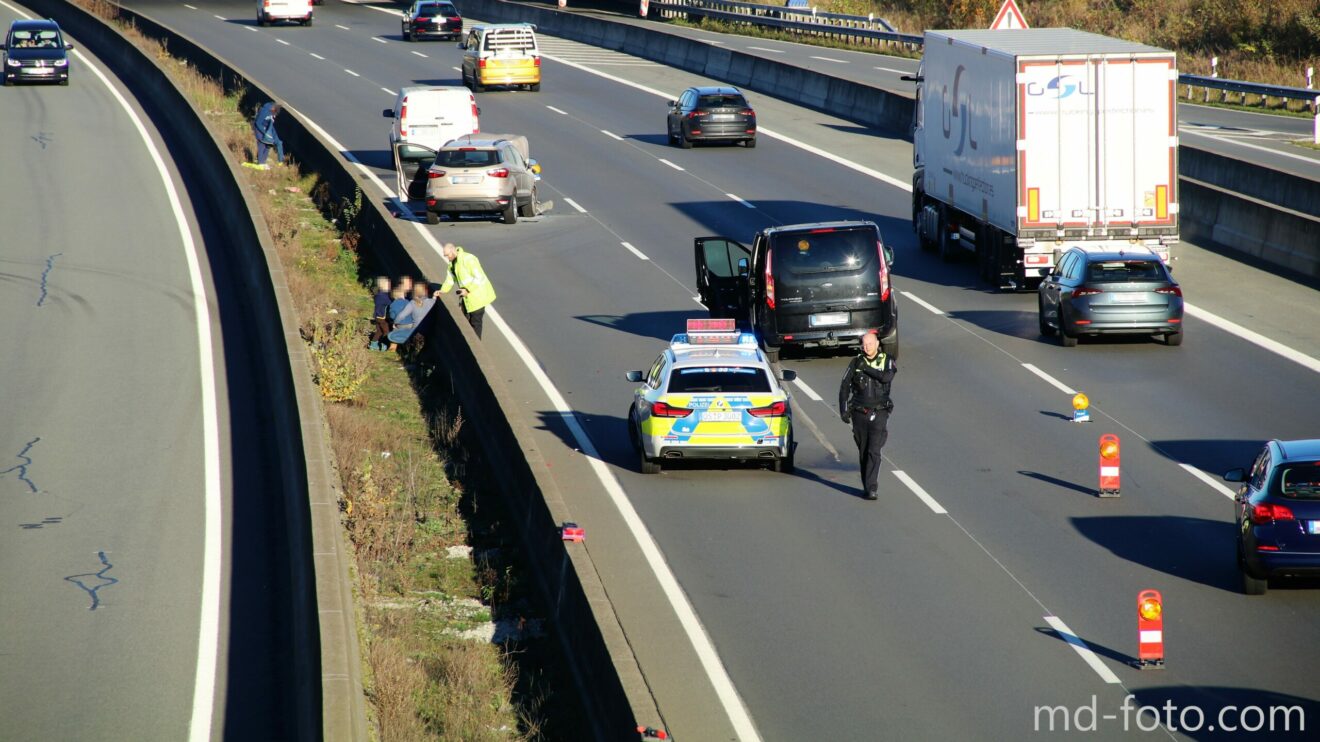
989 0 1029 30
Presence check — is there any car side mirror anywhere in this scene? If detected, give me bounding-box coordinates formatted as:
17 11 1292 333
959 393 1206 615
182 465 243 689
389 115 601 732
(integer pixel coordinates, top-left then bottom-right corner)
882 244 895 267
667 100 677 108
625 370 644 383
737 257 749 277
382 108 395 118
780 369 797 382
65 42 74 50
0 43 6 50
1223 468 1246 483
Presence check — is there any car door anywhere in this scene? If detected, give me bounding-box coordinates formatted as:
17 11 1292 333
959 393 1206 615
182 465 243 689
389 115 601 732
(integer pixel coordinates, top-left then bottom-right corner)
695 237 751 321
502 143 531 201
1040 251 1068 320
461 29 479 78
394 141 437 203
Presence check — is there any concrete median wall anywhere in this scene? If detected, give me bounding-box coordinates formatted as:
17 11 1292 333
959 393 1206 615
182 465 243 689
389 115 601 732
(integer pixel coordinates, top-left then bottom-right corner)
469 0 1320 280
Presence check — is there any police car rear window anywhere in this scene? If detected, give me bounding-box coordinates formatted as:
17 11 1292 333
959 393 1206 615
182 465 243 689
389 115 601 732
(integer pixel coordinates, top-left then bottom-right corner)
667 367 770 394
1277 464 1320 500
771 228 875 276
1086 260 1164 282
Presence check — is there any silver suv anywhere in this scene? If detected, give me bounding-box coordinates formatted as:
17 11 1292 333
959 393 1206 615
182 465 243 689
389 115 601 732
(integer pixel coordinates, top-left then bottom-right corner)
423 134 541 225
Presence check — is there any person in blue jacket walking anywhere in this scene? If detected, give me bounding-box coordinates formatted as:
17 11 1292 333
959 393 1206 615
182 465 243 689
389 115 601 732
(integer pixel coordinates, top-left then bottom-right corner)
251 101 284 169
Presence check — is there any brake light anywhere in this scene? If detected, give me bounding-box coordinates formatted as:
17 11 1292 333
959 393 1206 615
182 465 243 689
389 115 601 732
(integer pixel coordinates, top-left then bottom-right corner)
688 111 704 119
486 168 509 178
534 57 541 67
764 248 775 310
399 101 407 137
650 401 691 418
478 58 486 69
808 228 836 234
877 240 890 301
1251 503 1296 525
748 401 787 418
427 170 446 178
740 109 755 116
471 96 479 132
1156 286 1182 297
1073 287 1103 298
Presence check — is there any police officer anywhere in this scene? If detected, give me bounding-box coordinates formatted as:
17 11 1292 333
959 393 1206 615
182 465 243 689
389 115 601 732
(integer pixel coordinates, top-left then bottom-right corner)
838 331 896 500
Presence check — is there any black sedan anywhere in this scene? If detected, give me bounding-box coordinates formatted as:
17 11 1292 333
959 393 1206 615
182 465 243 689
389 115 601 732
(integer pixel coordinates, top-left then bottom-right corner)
1226 439 1320 595
2 19 73 86
1038 245 1184 347
666 86 756 149
402 1 463 41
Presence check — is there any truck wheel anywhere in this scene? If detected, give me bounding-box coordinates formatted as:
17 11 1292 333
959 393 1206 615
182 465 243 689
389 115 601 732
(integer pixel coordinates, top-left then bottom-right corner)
914 198 935 253
938 218 958 263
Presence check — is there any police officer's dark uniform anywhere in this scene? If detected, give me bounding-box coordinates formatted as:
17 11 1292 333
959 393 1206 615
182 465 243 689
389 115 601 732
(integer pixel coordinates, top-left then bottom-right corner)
838 345 897 500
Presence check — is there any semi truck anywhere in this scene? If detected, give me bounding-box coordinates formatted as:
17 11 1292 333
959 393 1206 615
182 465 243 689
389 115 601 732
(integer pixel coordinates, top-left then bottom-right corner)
906 29 1180 289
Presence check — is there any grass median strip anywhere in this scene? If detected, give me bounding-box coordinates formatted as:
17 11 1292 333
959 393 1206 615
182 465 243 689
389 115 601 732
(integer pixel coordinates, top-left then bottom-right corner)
78 1 582 738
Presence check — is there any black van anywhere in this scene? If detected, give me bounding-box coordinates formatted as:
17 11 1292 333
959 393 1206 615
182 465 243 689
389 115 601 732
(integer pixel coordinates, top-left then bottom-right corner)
695 221 898 363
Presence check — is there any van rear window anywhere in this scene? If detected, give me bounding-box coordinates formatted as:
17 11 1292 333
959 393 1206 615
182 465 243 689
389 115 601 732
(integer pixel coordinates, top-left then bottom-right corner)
483 31 536 52
435 149 500 167
770 228 876 275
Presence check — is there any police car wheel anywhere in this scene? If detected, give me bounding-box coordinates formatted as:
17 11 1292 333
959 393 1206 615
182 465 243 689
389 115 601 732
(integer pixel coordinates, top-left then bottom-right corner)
639 449 661 474
773 433 795 474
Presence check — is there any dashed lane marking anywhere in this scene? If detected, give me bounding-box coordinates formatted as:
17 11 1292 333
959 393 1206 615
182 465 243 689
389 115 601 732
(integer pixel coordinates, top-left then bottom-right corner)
899 290 944 315
1022 363 1077 396
893 471 948 514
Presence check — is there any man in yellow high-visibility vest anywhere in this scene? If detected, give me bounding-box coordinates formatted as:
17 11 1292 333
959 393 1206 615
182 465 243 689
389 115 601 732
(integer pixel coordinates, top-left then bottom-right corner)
440 242 496 338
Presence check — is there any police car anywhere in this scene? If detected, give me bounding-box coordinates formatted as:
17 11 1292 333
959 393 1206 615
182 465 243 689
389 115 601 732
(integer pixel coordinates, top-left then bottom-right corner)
625 319 796 474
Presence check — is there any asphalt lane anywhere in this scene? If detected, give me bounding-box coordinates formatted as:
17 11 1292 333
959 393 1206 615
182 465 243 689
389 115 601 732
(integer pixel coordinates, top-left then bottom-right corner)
125 1 1320 738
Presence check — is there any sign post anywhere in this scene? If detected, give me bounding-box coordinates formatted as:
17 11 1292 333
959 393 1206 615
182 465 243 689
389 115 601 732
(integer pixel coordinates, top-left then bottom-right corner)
989 0 1029 30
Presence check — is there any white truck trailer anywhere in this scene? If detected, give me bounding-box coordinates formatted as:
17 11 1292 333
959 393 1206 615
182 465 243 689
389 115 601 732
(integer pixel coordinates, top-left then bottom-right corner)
907 29 1180 289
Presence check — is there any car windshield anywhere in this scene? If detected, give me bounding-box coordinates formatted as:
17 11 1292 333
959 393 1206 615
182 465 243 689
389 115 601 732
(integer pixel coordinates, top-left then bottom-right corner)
698 94 747 109
10 29 60 48
1086 260 1164 282
667 367 770 394
771 228 875 275
1276 463 1320 500
435 149 499 167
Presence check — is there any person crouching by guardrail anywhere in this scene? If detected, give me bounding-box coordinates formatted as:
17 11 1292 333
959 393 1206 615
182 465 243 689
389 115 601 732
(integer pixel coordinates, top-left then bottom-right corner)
368 276 392 351
247 101 285 170
388 282 436 352
439 242 495 339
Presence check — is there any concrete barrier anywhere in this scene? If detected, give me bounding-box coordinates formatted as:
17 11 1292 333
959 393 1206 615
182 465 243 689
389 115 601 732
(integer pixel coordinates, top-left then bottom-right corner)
66 2 663 739
24 1 334 739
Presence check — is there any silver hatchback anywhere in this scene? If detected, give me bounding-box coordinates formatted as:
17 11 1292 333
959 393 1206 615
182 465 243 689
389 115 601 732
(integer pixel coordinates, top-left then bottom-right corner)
1038 246 1184 346
423 134 541 225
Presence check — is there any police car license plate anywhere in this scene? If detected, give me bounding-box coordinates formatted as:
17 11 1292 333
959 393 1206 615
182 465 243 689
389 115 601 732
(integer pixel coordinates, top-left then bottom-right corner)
1308 521 1320 535
809 312 849 327
700 411 741 422
451 176 480 184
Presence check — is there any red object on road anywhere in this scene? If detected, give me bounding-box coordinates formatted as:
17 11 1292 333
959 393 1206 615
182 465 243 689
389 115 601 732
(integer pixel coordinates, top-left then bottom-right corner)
561 522 584 542
1136 589 1165 668
1099 434 1121 497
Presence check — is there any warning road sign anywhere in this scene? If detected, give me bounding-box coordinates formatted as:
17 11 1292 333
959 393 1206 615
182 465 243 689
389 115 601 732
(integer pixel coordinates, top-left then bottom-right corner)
990 0 1029 30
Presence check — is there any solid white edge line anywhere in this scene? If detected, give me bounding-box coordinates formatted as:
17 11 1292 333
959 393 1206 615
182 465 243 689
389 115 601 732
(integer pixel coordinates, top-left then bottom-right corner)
563 197 587 213
309 52 325 60
874 66 909 74
892 471 948 514
3 4 227 735
726 193 754 208
621 241 649 260
546 105 569 115
601 129 624 140
344 69 360 77
1021 363 1077 396
184 3 197 9
791 377 823 402
1186 130 1320 165
1043 616 1123 684
658 158 684 171
1184 303 1320 375
1179 463 1237 499
899 290 944 315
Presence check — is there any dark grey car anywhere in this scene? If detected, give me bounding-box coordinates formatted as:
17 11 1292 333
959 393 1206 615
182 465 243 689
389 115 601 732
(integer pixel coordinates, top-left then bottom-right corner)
666 86 756 149
1038 246 1184 347
2 20 73 86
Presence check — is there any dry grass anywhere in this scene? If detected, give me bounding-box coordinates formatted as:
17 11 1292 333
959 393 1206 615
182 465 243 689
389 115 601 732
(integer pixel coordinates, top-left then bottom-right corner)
73 1 542 737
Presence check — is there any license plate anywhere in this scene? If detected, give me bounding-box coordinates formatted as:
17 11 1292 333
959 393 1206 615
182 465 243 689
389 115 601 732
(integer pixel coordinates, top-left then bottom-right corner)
1113 293 1145 303
809 312 849 327
1308 521 1320 535
450 175 480 184
28 68 54 75
700 411 741 422
711 114 735 121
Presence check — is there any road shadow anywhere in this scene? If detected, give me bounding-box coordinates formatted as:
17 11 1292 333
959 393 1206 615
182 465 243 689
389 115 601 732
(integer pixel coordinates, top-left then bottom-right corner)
626 133 672 146
411 77 465 86
668 200 908 249
1128 686 1319 740
1040 410 1074 421
1033 625 1135 666
818 122 887 139
1072 515 1239 592
1148 439 1264 476
347 148 394 171
575 310 706 342
1019 470 1096 498
945 309 1038 340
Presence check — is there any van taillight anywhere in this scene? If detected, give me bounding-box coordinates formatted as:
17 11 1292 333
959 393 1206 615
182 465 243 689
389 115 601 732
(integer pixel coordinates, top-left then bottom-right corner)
534 56 541 67
478 58 487 68
877 241 890 301
471 98 479 132
764 249 775 310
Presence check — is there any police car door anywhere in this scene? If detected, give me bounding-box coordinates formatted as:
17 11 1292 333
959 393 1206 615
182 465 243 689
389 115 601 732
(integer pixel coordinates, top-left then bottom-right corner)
393 141 437 211
695 237 751 321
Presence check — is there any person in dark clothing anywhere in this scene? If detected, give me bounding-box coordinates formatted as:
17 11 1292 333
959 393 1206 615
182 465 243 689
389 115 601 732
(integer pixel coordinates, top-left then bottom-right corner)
369 276 391 351
838 331 897 500
251 101 284 168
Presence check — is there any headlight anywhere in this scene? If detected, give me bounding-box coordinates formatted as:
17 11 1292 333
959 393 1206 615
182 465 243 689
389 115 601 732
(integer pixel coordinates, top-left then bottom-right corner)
54 59 68 67
5 58 21 67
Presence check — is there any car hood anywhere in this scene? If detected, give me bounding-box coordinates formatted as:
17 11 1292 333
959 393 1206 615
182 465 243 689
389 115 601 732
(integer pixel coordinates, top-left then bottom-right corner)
6 49 66 62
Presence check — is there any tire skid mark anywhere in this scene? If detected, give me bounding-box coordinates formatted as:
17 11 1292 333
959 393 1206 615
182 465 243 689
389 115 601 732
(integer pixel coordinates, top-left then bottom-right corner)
65 551 119 610
1 437 41 492
37 253 62 307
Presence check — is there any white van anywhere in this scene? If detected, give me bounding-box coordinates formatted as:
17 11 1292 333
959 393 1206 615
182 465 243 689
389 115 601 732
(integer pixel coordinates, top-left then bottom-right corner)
385 86 481 204
257 0 314 26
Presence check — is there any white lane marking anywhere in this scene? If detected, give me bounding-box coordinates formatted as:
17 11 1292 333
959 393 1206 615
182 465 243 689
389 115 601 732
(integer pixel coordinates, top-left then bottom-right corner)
373 37 387 44
658 158 684 171
546 105 569 115
276 38 290 46
810 55 848 64
601 129 624 140
381 87 396 96
184 3 197 9
452 66 461 72
621 241 649 260
1043 616 1122 684
0 0 228 732
344 69 360 77
1185 129 1320 165
335 24 351 30
309 52 325 60
484 309 764 742
564 197 587 213
244 26 257 33
213 15 225 21
892 471 947 514
900 290 944 315
693 296 707 307
1185 303 1320 375
1179 463 1237 499
726 193 754 209
536 51 914 193
874 66 909 74
791 377 823 402
747 46 784 53
1021 363 1077 396
412 51 428 58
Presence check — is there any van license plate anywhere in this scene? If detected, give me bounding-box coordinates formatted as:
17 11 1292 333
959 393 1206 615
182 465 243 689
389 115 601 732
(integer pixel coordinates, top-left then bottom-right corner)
809 312 849 327
450 176 480 184
1308 521 1320 535
700 411 741 422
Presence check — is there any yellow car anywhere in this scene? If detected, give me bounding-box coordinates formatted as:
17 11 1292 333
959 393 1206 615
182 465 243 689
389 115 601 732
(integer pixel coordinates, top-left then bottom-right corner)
460 23 541 92
625 320 796 474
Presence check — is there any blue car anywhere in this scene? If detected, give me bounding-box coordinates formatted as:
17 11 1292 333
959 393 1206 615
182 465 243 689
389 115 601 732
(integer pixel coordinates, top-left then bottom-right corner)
1225 439 1320 595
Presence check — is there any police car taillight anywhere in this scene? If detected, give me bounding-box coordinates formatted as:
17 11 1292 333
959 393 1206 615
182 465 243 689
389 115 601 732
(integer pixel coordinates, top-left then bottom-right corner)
748 401 787 417
650 401 691 418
